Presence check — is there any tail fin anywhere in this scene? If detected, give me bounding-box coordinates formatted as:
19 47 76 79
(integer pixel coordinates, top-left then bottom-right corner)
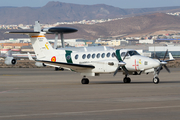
7 50 12 57
30 33 55 60
5 31 55 60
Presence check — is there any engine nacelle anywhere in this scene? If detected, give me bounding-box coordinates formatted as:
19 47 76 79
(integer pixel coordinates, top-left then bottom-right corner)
4 57 16 65
35 62 46 67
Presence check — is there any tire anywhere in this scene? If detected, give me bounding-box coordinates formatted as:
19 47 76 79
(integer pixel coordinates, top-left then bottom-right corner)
127 77 131 83
153 77 159 84
123 77 127 83
123 77 131 83
55 67 59 71
81 78 89 84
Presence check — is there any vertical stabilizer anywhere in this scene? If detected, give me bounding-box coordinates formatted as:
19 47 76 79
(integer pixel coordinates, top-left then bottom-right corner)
7 50 12 57
30 33 55 60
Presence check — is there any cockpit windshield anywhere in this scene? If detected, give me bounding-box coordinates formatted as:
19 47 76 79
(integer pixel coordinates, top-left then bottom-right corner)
120 50 140 58
128 51 140 56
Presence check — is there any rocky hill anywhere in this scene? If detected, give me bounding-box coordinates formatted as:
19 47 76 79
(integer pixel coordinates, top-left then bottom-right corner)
0 1 180 25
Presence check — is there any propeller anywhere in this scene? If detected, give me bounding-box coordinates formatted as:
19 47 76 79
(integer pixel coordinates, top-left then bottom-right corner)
113 52 129 76
155 50 170 75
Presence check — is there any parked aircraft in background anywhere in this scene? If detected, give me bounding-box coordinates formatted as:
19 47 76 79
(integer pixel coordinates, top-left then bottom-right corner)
5 21 175 84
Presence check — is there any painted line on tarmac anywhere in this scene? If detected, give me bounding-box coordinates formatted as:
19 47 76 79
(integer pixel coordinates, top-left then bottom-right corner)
0 88 18 94
0 74 21 76
1 105 180 118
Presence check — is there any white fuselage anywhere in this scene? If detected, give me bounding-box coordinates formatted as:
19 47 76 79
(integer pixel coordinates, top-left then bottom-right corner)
52 48 160 76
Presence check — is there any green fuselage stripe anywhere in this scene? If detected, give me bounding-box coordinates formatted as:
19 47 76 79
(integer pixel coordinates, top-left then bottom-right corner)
116 49 123 61
65 50 73 63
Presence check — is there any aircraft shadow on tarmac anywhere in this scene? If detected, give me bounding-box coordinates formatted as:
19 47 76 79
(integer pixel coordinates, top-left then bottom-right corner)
90 80 180 84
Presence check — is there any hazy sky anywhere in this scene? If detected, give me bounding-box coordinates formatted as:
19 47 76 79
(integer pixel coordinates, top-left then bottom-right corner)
1 0 180 8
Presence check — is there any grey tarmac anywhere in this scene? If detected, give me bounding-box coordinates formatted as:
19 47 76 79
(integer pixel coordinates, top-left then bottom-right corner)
0 68 180 120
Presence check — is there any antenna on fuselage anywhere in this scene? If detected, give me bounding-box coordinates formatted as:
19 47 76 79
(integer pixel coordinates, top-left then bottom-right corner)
34 21 41 32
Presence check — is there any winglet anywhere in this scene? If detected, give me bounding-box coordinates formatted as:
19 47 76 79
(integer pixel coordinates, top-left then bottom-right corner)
169 53 175 61
27 52 34 61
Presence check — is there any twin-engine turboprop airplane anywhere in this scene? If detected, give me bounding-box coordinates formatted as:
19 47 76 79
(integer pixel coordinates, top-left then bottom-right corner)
5 22 175 84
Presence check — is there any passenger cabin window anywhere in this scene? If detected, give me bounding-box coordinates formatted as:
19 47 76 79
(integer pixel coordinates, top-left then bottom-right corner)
75 54 78 59
97 53 100 58
101 53 105 58
112 53 115 57
87 54 91 59
82 54 86 59
92 54 95 59
106 52 110 58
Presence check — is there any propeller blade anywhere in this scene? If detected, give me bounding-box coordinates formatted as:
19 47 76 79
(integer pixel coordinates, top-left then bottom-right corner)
113 66 121 76
113 53 121 62
164 65 170 73
113 52 128 76
163 50 168 61
157 65 162 75
123 51 129 61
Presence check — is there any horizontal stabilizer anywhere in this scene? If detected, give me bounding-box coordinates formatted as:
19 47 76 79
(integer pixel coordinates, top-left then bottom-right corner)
5 31 40 34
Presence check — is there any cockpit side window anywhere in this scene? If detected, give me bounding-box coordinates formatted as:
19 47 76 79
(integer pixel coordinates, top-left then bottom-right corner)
121 52 126 57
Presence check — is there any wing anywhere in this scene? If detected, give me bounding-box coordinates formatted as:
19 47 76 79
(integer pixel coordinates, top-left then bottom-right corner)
36 60 95 70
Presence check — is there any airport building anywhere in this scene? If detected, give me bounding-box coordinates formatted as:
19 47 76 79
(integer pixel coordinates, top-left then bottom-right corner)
149 44 180 58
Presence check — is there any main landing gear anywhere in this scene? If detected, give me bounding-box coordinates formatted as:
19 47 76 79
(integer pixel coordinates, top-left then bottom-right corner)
81 76 89 84
123 75 131 83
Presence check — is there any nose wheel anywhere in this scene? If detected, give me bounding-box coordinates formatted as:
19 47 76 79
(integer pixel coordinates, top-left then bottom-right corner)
153 77 159 84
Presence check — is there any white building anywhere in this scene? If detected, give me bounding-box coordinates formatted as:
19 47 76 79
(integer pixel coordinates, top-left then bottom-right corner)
139 39 154 44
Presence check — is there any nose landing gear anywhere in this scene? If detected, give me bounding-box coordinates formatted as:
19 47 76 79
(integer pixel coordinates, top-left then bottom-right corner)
153 70 160 84
153 77 159 84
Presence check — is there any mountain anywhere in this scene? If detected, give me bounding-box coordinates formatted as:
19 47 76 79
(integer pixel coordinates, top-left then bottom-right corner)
2 13 180 40
47 13 180 40
0 1 180 25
